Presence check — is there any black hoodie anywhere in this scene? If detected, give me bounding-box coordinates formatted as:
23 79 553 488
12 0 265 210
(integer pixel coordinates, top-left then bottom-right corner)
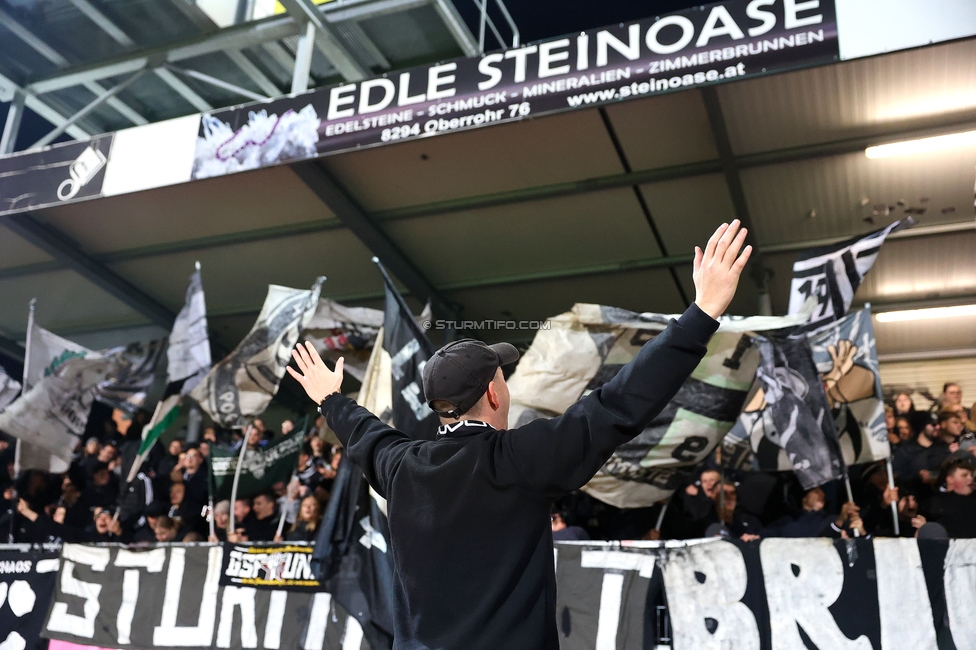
320 304 718 650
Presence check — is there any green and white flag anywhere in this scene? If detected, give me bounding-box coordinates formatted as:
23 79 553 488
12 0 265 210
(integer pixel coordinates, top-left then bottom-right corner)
10 312 99 473
210 434 304 499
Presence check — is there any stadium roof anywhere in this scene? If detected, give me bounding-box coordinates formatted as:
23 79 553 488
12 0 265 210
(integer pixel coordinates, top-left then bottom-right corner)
0 0 974 374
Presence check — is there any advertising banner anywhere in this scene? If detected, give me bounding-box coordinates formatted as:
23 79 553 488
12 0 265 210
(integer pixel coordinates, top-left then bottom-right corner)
190 0 839 179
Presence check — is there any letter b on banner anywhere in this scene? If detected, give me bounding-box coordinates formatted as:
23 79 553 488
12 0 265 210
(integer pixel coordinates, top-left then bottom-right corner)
661 540 760 649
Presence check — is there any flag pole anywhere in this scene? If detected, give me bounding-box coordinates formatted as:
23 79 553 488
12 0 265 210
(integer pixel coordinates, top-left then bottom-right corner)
886 458 900 536
843 472 860 538
13 299 37 482
207 446 216 540
275 472 298 540
21 299 35 391
228 419 253 534
652 498 669 539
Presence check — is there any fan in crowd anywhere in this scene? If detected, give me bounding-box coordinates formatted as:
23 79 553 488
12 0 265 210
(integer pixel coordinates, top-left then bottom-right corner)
0 384 973 545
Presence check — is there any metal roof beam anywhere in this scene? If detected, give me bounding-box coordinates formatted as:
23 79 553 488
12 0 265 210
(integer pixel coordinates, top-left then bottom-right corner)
596 107 690 306
29 70 146 149
0 213 175 328
28 16 301 94
0 70 91 140
70 0 281 105
66 0 136 48
0 6 148 128
700 86 769 307
165 64 269 102
153 67 213 112
289 160 455 317
278 0 369 81
0 90 26 155
430 0 479 57
225 49 281 97
28 0 466 94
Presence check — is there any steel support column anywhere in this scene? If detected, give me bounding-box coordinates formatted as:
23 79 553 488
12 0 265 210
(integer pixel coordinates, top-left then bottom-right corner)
0 90 26 155
278 0 368 81
291 21 317 95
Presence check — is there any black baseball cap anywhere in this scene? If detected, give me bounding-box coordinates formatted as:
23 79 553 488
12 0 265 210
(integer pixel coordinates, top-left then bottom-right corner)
422 339 519 418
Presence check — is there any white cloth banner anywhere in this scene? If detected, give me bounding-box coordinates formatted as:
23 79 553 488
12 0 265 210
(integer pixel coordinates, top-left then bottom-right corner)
0 366 20 411
167 268 212 393
0 355 116 467
190 278 324 428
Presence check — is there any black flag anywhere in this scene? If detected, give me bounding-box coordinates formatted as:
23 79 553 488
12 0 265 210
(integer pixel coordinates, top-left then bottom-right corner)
312 455 396 650
375 258 440 441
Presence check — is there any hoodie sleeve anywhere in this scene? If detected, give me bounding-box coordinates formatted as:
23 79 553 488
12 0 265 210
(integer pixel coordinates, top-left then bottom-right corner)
319 394 413 498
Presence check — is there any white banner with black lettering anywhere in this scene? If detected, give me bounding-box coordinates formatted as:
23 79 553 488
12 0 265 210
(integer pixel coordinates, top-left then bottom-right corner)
43 543 368 649
555 537 975 650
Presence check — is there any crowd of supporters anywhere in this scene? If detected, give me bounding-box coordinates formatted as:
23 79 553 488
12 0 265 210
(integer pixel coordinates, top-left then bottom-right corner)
0 383 973 546
551 382 976 542
0 411 342 545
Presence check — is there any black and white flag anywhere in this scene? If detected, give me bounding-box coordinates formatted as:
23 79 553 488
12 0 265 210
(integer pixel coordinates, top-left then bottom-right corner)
96 339 166 416
313 455 396 650
506 304 810 508
728 335 844 489
788 218 914 331
809 307 890 465
167 265 212 395
190 277 324 428
376 260 438 441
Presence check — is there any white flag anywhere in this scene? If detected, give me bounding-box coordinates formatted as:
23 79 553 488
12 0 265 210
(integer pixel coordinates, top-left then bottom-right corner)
167 267 211 393
190 277 324 428
15 321 96 473
24 321 92 391
0 354 116 468
0 366 20 410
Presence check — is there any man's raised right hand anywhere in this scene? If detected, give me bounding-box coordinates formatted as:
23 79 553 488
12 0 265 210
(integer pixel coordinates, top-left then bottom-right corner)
692 220 752 319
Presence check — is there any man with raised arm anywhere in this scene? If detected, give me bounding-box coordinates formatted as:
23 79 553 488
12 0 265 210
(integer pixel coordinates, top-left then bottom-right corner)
288 221 752 650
